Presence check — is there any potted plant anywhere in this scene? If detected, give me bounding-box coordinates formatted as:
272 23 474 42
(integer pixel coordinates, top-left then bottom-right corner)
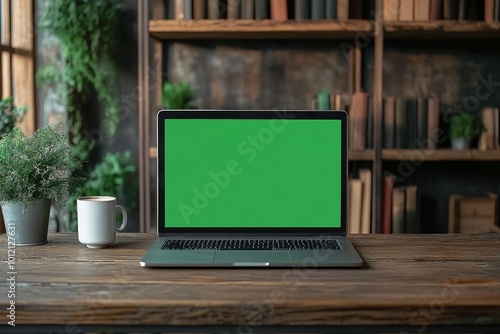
162 81 197 109
449 112 483 150
0 124 84 245
0 97 27 232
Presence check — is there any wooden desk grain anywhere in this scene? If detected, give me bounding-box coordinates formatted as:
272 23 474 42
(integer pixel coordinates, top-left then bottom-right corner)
1 233 500 331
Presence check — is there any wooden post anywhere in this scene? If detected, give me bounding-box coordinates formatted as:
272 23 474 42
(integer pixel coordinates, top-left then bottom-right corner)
372 0 384 233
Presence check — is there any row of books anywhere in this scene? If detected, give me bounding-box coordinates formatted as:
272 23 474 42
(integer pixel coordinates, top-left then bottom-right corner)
169 0 369 20
383 96 440 150
384 0 493 22
311 91 373 151
382 174 420 234
348 168 372 234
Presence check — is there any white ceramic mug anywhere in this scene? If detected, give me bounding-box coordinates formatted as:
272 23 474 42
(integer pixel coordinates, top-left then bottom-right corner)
77 196 128 248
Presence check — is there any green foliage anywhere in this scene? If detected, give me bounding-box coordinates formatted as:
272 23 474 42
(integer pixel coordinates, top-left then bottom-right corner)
67 151 136 231
0 97 27 138
38 0 121 136
449 112 484 140
0 125 85 208
162 82 197 109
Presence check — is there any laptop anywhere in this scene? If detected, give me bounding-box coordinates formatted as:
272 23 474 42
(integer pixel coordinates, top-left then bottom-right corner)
140 109 363 267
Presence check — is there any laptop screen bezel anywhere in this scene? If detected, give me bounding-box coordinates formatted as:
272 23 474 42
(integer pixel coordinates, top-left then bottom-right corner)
156 110 348 236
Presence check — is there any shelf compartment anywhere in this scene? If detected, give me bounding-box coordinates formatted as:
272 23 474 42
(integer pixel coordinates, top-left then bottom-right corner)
150 147 374 161
383 149 500 161
149 19 373 40
384 21 500 39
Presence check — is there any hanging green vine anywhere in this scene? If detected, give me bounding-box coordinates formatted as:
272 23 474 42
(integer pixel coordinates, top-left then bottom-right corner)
38 0 121 141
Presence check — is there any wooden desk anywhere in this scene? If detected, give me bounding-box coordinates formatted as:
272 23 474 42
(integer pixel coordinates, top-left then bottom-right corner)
1 233 500 333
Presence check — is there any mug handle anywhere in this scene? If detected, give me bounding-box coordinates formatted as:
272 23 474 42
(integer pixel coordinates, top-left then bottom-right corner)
116 205 128 232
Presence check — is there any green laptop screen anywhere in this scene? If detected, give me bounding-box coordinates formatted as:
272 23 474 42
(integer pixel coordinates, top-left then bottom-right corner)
164 118 342 228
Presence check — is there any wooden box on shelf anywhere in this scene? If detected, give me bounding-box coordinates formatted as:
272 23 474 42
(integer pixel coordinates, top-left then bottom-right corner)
449 194 500 233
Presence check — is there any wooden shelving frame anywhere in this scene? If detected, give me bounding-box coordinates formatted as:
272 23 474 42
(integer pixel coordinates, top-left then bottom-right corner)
138 0 500 232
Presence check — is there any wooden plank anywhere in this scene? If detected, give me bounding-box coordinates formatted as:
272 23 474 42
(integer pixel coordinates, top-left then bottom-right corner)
372 0 384 234
383 149 500 161
0 233 499 326
149 19 373 39
385 20 500 39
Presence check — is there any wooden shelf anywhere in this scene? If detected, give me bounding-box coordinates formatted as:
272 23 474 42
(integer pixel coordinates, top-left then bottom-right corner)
384 21 500 39
383 149 500 161
349 149 374 161
149 19 372 40
150 147 374 161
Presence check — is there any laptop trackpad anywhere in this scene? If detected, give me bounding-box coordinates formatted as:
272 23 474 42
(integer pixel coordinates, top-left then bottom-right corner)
213 251 291 265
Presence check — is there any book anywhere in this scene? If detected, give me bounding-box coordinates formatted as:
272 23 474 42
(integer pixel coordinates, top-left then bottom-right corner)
255 0 270 19
382 173 395 234
350 92 369 151
366 96 374 148
430 0 443 19
495 107 499 148
208 0 220 18
406 99 418 149
427 97 440 149
443 0 459 20
458 0 468 20
193 0 207 19
383 96 396 148
175 0 185 19
384 0 400 21
317 90 331 110
405 185 421 233
184 0 193 19
395 98 408 149
479 106 496 150
337 0 349 20
228 0 241 19
241 0 255 18
354 46 362 93
295 0 310 19
392 187 406 234
332 94 343 110
326 0 338 19
312 0 326 19
359 168 372 234
416 97 428 148
467 0 485 21
399 0 415 20
271 0 288 20
349 0 363 19
414 0 431 20
348 179 363 234
485 0 495 21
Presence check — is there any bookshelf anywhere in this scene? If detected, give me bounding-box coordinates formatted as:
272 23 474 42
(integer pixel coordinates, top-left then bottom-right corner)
138 0 500 233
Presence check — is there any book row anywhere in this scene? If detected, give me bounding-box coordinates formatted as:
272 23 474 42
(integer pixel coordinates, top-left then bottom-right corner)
348 168 372 234
311 91 373 151
382 174 420 234
169 0 370 21
384 0 495 22
383 96 440 150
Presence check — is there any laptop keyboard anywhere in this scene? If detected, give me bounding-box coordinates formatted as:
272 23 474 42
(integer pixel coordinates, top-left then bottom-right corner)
162 239 341 251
